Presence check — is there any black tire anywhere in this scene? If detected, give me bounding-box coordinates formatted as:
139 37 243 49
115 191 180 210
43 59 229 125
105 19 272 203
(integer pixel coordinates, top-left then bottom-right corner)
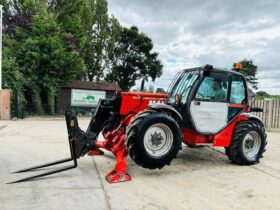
126 110 182 169
225 120 267 165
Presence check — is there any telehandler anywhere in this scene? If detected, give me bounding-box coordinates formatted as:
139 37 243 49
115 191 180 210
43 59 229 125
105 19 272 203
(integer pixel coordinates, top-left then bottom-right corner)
9 64 266 184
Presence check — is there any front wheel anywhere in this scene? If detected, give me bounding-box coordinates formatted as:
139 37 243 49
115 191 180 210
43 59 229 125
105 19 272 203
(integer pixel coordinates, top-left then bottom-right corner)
225 120 267 165
126 110 182 169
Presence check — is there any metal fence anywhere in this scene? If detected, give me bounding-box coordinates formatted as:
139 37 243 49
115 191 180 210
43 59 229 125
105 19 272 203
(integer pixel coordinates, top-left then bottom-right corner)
252 99 280 130
12 102 95 119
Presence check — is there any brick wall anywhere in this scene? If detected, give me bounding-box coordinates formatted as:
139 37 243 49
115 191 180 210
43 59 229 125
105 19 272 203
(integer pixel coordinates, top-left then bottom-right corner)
0 90 11 120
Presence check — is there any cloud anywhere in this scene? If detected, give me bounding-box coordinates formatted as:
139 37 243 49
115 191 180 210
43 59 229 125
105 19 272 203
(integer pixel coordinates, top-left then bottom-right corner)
107 0 280 94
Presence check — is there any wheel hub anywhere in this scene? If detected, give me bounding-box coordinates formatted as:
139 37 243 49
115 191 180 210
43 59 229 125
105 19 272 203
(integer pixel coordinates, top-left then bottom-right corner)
151 131 164 146
143 123 173 157
243 131 261 159
245 139 254 149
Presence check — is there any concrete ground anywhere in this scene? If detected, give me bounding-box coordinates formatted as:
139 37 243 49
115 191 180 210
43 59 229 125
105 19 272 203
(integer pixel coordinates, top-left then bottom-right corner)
0 119 280 210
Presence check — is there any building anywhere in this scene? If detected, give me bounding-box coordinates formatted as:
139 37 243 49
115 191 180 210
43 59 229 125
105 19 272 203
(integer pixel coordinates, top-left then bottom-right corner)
57 81 121 115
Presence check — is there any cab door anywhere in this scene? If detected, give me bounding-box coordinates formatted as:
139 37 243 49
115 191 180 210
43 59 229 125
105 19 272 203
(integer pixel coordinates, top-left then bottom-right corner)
190 71 229 134
228 74 247 119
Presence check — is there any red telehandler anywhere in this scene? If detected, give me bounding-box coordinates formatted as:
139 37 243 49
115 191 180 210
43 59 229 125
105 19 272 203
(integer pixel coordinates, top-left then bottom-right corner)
9 64 266 184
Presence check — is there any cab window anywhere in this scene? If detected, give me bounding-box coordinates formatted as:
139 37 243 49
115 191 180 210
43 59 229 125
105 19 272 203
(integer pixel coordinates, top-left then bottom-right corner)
167 71 199 104
195 72 229 102
230 75 246 104
228 74 247 120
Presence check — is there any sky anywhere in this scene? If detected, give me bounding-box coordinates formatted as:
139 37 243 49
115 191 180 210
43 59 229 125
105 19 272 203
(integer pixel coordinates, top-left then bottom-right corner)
107 0 280 94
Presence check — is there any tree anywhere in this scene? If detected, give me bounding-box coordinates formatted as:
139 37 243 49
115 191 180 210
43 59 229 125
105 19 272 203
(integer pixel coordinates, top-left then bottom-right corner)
86 0 121 81
2 3 85 114
106 26 163 91
48 0 95 81
234 59 258 89
50 0 120 82
256 91 270 99
156 88 166 93
0 0 38 36
2 42 25 91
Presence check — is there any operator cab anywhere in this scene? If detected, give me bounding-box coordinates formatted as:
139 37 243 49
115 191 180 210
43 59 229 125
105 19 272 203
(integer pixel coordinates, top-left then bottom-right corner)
167 65 248 135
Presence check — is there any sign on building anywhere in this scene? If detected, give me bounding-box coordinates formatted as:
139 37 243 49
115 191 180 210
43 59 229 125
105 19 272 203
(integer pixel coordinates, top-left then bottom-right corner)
71 89 106 107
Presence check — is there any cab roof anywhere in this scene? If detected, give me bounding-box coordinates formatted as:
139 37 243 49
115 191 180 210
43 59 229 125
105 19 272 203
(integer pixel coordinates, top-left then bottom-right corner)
183 65 244 77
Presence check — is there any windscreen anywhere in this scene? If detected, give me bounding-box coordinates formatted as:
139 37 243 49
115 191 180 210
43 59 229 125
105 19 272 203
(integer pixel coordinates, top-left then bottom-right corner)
167 70 199 104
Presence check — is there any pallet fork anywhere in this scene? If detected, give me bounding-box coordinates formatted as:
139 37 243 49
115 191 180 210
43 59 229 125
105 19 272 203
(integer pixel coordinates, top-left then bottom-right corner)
8 112 87 184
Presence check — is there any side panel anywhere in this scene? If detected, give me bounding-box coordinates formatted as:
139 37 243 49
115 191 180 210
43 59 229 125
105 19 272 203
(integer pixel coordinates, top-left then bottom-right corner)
182 114 249 147
120 92 167 115
213 115 248 147
190 101 228 133
182 128 212 146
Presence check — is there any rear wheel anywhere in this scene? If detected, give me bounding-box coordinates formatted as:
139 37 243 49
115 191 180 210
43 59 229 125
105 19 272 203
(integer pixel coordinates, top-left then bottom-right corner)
126 110 182 169
225 120 267 165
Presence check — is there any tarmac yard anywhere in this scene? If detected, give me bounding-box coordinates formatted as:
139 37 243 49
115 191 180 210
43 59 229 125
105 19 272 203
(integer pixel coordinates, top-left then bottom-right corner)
0 119 280 210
